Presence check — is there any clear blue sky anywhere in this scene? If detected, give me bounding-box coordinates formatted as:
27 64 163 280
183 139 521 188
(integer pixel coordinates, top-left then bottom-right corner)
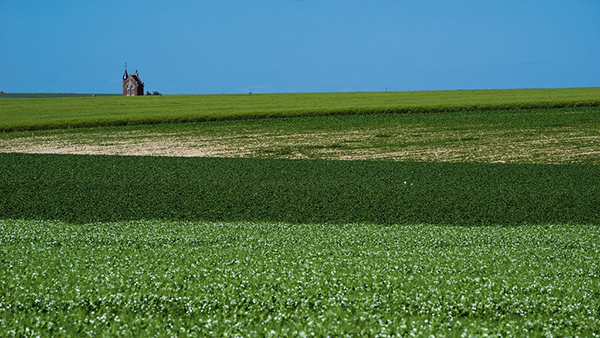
1 0 599 94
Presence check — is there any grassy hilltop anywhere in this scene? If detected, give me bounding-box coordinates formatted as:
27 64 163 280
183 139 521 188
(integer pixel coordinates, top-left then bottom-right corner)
1 87 600 131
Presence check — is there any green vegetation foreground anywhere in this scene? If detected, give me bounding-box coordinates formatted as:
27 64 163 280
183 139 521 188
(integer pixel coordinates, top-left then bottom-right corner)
2 96 599 336
1 87 600 131
1 220 598 336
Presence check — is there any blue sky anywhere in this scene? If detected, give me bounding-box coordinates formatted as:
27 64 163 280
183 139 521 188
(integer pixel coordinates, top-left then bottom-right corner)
1 0 599 94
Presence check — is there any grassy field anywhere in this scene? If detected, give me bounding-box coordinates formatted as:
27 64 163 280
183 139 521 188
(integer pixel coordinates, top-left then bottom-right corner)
1 90 600 336
2 106 599 164
1 153 599 225
1 220 599 336
1 87 600 131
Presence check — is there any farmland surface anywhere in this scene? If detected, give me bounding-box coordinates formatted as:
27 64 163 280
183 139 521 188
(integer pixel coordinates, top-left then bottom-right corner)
1 220 599 336
1 89 600 336
1 87 599 131
1 106 599 164
1 153 599 225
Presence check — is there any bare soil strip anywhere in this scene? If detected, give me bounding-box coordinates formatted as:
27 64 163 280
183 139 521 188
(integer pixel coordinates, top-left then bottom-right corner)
1 125 599 164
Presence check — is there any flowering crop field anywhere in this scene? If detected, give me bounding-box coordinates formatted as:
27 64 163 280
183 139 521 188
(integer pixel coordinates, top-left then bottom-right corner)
0 220 598 336
1 152 599 335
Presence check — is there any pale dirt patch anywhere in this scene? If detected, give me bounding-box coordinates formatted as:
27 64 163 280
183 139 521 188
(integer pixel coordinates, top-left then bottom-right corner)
1 126 599 164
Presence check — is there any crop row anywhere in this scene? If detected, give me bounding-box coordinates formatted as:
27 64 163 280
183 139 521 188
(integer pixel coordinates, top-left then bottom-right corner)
1 153 599 225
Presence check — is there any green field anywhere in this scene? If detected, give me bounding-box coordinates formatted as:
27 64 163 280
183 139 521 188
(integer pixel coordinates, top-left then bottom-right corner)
1 153 599 225
2 106 599 164
1 220 598 336
1 89 600 336
1 87 600 131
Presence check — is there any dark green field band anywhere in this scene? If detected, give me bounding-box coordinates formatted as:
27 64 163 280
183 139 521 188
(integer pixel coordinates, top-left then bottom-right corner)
1 153 598 225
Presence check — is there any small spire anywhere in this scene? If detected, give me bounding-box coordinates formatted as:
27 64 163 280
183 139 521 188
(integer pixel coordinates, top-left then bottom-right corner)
123 63 128 80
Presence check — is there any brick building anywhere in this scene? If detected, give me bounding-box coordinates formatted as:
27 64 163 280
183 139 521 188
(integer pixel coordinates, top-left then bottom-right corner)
123 69 144 96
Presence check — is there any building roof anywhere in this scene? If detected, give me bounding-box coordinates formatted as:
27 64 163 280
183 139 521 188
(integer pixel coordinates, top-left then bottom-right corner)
128 75 143 85
124 70 144 86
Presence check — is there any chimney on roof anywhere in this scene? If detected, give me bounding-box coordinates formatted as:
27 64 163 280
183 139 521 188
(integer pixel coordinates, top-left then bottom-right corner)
135 70 139 77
